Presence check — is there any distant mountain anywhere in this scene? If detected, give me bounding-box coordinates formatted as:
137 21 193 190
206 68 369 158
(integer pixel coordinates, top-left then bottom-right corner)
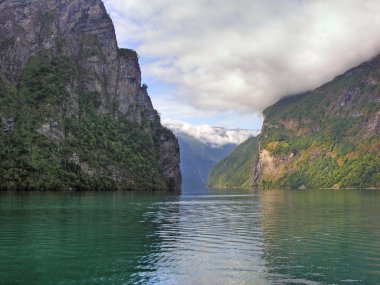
165 123 259 191
177 133 236 190
208 55 380 189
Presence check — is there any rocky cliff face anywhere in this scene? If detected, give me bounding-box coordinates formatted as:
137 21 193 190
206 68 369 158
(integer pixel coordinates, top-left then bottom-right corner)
255 55 380 189
208 55 380 189
0 0 181 191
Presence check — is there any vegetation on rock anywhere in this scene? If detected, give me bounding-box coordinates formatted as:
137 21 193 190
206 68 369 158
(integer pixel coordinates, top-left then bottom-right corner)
0 0 181 191
0 55 173 190
208 137 259 188
208 55 380 189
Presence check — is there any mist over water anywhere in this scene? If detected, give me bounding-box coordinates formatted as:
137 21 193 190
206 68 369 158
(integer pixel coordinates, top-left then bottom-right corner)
0 189 380 284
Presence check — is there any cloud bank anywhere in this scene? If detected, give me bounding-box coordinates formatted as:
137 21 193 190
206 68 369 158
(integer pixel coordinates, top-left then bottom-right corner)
104 0 380 113
165 120 260 147
151 93 263 129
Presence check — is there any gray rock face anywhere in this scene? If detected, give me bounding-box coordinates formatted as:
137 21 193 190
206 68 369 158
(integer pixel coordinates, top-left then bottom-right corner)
0 0 181 191
1 0 134 116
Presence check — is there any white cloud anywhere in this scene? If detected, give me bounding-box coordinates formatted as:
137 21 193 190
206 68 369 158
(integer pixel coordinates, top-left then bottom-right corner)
104 0 380 113
150 93 263 129
164 120 260 147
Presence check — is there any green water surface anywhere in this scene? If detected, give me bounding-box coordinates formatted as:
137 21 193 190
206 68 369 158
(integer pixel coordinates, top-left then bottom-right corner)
0 189 379 284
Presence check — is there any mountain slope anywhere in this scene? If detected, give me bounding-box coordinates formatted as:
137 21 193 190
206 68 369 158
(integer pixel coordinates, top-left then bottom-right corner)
208 55 380 189
176 133 236 190
208 137 259 188
0 0 181 191
166 123 258 191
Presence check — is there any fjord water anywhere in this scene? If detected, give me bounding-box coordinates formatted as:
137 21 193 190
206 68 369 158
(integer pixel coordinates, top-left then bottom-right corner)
1 190 380 285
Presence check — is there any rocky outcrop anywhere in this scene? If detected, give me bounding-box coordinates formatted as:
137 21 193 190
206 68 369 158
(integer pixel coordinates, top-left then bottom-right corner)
1 0 142 118
254 55 380 189
0 0 181 191
209 55 380 189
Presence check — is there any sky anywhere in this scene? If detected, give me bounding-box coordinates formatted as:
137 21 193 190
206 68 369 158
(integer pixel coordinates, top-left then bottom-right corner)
103 0 380 130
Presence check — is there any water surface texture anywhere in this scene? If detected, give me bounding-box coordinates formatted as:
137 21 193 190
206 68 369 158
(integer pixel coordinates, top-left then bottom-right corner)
0 189 380 284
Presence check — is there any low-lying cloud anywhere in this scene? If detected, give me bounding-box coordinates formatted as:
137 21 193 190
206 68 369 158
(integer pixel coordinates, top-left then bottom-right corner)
104 0 380 113
164 120 260 147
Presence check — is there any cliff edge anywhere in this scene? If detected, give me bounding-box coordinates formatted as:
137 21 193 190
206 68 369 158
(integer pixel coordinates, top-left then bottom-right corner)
0 0 181 191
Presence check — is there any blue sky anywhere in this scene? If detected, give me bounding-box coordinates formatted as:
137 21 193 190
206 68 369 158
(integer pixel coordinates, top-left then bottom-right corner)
103 0 380 130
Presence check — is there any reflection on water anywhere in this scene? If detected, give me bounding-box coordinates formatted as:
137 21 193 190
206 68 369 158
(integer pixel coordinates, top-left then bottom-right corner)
136 191 268 284
0 189 380 284
261 190 380 285
0 192 171 285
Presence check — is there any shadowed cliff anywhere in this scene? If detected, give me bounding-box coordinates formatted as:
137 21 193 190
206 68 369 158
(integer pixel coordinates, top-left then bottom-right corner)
0 0 181 191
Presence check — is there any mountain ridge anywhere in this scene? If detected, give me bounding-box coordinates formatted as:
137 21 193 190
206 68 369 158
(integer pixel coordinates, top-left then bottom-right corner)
166 124 246 191
176 132 236 191
209 53 380 189
0 0 181 191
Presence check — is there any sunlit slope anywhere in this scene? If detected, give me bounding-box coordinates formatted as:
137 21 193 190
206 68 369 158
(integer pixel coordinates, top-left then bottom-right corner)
209 55 380 189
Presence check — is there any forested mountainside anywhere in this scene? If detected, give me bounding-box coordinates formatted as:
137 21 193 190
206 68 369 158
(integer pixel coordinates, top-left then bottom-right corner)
208 137 259 188
0 0 181 191
209 55 380 189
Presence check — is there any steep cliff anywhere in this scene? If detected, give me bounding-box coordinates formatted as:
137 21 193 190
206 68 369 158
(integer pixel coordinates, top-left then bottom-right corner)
208 55 380 189
0 0 181 191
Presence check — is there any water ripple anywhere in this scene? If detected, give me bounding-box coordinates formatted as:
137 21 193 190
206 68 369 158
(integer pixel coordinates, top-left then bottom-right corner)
1 190 380 284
